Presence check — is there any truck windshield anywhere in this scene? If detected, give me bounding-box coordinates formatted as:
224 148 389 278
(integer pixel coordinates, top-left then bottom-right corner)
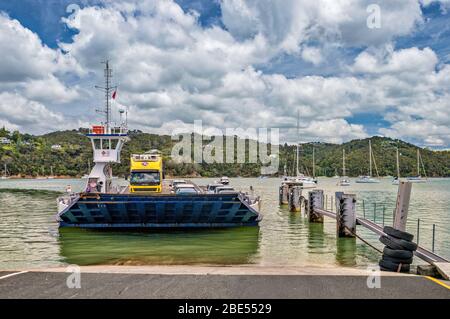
130 171 160 186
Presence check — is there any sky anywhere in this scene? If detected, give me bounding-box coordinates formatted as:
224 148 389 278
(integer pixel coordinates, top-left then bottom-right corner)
0 0 449 148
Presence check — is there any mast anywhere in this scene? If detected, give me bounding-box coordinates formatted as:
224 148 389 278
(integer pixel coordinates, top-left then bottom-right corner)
95 60 116 134
296 109 300 176
342 149 346 176
369 140 372 177
396 147 400 179
312 146 315 178
417 149 420 176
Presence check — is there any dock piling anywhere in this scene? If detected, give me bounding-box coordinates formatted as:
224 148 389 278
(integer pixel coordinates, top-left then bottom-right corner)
308 190 324 223
289 186 301 212
336 192 356 237
279 185 289 205
393 181 412 231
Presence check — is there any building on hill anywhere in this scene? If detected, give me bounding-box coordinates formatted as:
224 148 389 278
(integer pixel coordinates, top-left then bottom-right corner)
0 137 11 144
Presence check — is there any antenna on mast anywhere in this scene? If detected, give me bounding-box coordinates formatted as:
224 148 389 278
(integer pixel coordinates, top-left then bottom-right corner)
95 60 117 133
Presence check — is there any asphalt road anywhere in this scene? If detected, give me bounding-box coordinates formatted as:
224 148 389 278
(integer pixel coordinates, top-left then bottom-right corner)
0 271 449 299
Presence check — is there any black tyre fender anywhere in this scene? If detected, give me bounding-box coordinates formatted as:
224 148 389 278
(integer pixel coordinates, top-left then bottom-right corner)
382 254 413 264
379 259 411 272
383 226 414 242
383 247 413 259
379 235 418 252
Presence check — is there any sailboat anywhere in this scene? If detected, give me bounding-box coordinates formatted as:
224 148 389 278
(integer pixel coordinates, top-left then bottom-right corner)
47 166 55 179
1 163 9 180
338 149 350 186
292 111 317 188
392 147 400 185
356 139 380 183
407 149 427 183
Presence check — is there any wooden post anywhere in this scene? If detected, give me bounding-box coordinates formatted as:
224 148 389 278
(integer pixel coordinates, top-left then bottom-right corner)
279 184 289 205
308 190 324 223
336 192 356 237
289 186 301 212
393 181 412 231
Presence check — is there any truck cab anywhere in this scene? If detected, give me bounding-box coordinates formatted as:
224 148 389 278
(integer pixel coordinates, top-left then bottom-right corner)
130 150 163 193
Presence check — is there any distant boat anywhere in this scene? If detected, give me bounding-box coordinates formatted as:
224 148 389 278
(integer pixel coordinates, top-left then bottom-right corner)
1 163 9 180
406 149 427 183
47 166 55 179
289 110 317 188
356 140 380 183
338 149 350 186
219 176 230 185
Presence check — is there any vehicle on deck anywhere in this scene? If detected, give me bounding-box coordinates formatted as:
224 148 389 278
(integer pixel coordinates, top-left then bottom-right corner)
175 184 199 195
129 150 162 193
215 186 236 194
206 183 224 194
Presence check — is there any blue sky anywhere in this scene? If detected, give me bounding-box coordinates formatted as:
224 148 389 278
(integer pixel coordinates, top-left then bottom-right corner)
0 0 449 148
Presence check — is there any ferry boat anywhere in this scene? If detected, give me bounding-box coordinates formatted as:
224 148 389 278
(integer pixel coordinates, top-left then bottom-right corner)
56 61 262 229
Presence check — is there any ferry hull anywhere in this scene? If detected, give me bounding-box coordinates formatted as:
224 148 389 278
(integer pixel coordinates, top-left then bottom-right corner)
57 193 261 229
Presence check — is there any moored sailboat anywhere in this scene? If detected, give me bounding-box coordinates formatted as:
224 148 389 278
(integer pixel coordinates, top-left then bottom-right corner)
356 140 380 183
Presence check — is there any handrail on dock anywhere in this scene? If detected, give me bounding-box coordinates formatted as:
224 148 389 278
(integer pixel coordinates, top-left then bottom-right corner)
313 207 448 264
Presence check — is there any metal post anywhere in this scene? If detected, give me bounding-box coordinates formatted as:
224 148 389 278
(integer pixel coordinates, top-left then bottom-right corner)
393 181 412 231
373 203 376 223
325 195 328 210
417 218 420 245
362 199 365 218
432 224 436 252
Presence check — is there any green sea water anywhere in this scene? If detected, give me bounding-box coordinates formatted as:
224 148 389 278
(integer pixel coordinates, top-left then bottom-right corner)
0 177 449 270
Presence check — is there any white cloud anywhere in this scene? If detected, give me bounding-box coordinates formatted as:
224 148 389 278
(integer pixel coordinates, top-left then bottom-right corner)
0 92 69 133
0 0 448 147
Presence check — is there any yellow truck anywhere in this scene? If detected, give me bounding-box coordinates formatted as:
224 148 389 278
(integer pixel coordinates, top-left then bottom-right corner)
129 150 163 193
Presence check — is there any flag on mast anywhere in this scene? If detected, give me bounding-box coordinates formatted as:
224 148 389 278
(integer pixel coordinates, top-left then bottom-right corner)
112 90 117 99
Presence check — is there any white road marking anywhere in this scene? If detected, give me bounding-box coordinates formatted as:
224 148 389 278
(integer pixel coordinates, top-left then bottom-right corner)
0 271 28 280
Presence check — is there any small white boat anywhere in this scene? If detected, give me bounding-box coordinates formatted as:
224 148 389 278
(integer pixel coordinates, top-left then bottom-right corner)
339 178 350 186
1 163 9 179
356 175 380 183
219 176 230 185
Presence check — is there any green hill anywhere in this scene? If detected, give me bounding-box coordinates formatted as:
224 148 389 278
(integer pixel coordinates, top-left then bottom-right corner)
0 127 449 177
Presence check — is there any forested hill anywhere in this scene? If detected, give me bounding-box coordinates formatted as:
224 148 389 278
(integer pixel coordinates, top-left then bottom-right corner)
0 127 449 177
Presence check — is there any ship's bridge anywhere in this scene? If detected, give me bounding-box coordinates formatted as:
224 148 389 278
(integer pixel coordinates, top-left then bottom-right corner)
87 125 129 163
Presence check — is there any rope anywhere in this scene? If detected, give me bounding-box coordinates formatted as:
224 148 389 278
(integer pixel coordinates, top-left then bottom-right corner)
344 226 383 253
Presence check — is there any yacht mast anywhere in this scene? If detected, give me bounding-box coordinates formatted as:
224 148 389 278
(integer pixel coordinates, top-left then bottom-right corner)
296 109 300 176
312 146 315 178
343 149 346 176
369 140 372 177
396 147 400 179
417 149 420 176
